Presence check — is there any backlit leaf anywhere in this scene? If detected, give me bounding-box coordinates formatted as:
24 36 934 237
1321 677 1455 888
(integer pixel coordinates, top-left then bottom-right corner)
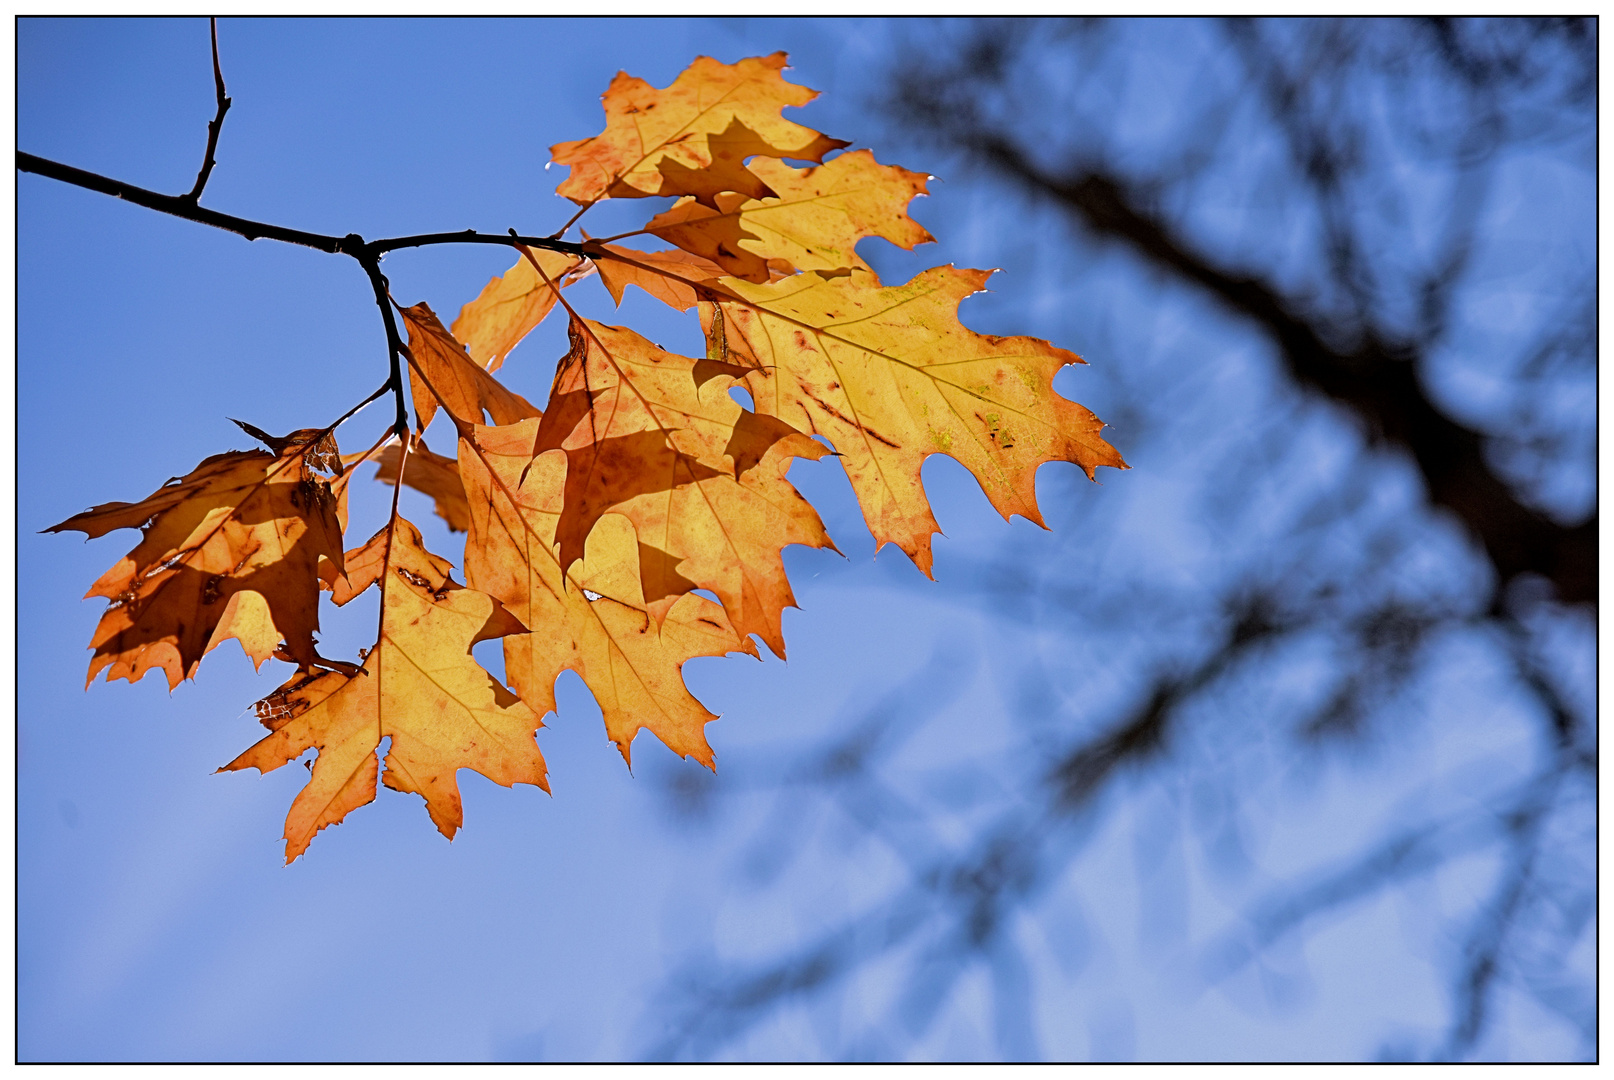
702 266 1128 576
47 431 344 687
550 53 847 207
223 517 542 862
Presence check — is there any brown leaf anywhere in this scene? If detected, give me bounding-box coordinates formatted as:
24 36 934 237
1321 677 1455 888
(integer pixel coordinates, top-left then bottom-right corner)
46 435 345 687
399 302 544 433
550 53 847 207
223 517 543 862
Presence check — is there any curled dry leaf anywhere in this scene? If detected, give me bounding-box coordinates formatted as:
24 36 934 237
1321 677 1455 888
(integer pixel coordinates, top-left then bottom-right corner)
47 432 344 688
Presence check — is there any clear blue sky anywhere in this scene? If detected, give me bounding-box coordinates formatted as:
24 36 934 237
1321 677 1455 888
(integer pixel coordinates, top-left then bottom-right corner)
18 17 1588 1062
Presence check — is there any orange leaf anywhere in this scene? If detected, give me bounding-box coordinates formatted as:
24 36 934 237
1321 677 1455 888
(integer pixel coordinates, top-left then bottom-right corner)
457 419 758 768
535 317 835 654
450 247 591 373
364 439 472 534
550 53 847 207
46 432 345 688
587 241 728 312
223 517 542 862
399 302 543 432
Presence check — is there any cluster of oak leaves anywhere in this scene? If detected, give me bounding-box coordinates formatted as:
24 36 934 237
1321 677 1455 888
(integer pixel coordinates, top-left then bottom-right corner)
50 54 1126 862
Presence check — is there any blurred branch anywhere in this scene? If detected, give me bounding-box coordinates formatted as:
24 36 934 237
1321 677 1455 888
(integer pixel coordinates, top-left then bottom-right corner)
948 142 1593 608
889 18 1595 609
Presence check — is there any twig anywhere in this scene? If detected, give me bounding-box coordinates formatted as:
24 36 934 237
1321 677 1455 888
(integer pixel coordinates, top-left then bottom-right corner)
355 255 412 439
183 17 232 204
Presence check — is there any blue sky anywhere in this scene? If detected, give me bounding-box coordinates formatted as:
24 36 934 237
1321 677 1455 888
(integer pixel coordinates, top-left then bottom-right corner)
18 18 1592 1062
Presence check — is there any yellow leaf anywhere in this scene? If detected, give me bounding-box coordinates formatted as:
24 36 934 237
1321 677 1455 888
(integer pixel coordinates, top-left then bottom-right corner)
643 150 934 282
705 266 1128 576
450 247 591 373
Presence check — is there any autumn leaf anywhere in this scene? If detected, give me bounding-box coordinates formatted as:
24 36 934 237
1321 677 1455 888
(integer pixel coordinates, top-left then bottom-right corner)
457 418 758 767
550 53 847 208
399 301 544 432
702 266 1128 576
586 241 728 312
535 316 835 654
451 247 591 372
364 439 472 534
46 430 345 688
222 516 542 862
641 150 934 282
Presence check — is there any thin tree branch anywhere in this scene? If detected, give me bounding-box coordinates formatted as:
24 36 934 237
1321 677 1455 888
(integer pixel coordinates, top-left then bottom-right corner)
18 151 356 254
355 256 412 439
18 148 588 442
183 17 231 204
368 229 584 259
20 152 590 265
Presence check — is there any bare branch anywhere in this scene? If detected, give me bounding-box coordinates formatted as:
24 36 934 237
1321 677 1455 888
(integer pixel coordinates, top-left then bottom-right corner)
183 17 232 204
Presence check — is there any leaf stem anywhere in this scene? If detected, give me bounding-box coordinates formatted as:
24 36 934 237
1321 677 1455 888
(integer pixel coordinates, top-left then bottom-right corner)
319 378 395 441
376 432 412 655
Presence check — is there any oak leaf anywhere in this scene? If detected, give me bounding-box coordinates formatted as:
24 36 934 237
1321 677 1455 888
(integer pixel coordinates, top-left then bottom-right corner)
223 516 542 862
587 241 728 312
399 301 544 432
47 431 345 687
702 266 1128 576
364 439 472 534
457 418 757 767
450 247 591 372
550 53 847 207
536 316 835 654
642 150 934 282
